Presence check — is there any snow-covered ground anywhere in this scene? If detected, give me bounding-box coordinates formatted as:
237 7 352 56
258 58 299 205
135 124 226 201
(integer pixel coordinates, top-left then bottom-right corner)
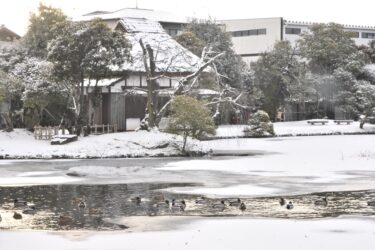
0 129 203 159
1 121 375 159
159 135 375 196
1 135 375 195
1 216 375 250
214 120 375 138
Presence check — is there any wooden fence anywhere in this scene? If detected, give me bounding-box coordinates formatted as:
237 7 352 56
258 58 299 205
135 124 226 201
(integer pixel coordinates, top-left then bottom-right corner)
34 126 63 140
34 124 117 140
84 124 118 135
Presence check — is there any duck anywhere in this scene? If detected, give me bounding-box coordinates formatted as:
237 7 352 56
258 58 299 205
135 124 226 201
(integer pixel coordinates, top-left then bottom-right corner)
155 200 170 209
78 201 86 208
229 198 242 207
58 215 73 226
279 198 286 206
314 197 328 206
367 201 375 206
195 196 208 204
89 208 102 215
286 201 294 210
131 196 141 204
212 200 226 210
240 202 246 211
14 198 27 206
22 205 37 215
13 212 22 220
172 200 186 211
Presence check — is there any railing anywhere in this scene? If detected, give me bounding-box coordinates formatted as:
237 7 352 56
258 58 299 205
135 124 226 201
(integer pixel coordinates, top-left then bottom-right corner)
34 126 64 140
85 124 118 135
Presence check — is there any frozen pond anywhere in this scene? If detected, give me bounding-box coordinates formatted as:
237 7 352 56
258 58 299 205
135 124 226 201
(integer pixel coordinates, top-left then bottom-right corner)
1 135 375 248
1 183 375 230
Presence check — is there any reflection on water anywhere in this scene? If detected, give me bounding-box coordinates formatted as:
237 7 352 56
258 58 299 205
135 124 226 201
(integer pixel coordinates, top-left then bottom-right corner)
1 183 375 231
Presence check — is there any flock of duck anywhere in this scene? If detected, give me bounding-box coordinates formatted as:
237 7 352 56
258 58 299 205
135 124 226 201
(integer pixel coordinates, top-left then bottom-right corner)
1 195 375 225
151 197 246 212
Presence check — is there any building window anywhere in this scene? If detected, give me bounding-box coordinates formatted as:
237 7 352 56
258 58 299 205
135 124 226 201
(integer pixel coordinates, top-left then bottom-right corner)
285 28 301 35
231 28 267 37
349 31 360 38
362 32 375 39
168 29 179 37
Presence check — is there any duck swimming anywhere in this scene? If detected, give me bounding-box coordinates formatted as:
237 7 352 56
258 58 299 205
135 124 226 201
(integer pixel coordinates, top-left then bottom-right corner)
279 198 286 206
212 200 226 210
78 201 86 208
240 202 246 211
286 201 294 210
367 201 375 206
13 212 22 220
131 196 141 204
229 198 241 207
195 196 208 204
14 198 27 206
172 200 186 211
314 197 328 206
156 200 170 209
22 205 37 215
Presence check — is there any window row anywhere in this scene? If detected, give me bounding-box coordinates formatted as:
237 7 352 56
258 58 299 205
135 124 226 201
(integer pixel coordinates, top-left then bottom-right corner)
285 28 301 35
285 27 374 39
362 32 375 39
231 29 267 37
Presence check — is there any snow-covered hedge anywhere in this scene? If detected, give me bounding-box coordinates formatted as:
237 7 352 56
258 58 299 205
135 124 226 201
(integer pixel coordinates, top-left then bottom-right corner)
243 110 275 137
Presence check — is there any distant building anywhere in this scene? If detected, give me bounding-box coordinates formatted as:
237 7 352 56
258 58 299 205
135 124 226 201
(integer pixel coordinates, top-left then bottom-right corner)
84 18 207 131
78 8 192 37
0 24 20 42
220 17 375 64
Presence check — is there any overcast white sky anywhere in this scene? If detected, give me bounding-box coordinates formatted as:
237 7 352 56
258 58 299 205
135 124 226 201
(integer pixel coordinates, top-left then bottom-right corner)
1 0 375 35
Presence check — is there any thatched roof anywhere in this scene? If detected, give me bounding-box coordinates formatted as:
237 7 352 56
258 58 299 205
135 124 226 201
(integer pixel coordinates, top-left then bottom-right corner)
115 18 202 74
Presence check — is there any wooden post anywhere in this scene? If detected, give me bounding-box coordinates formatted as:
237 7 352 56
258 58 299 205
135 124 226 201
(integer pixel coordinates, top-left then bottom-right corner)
114 124 117 133
107 124 109 134
95 124 97 134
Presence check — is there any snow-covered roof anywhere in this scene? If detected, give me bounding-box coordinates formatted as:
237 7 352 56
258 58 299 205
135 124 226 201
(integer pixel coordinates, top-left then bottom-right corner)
77 8 191 24
117 18 202 73
118 18 165 33
0 25 21 40
83 78 121 87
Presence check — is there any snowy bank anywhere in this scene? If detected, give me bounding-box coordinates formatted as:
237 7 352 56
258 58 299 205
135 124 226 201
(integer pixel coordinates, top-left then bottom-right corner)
1 216 375 250
211 120 375 139
0 129 205 159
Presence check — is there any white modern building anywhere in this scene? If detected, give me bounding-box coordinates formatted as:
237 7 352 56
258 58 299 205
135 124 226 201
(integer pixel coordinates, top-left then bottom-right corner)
220 17 375 64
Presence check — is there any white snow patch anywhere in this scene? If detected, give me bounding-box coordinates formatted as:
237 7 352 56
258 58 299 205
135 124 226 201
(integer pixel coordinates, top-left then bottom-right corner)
17 171 59 177
213 120 375 138
67 166 132 177
0 129 203 159
165 184 278 197
0 176 82 186
1 217 375 250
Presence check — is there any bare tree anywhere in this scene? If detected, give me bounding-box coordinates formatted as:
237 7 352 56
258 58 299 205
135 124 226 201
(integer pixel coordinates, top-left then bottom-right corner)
138 40 250 130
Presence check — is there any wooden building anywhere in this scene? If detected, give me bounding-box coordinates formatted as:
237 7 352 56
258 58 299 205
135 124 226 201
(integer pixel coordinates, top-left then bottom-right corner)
0 25 20 42
84 18 205 131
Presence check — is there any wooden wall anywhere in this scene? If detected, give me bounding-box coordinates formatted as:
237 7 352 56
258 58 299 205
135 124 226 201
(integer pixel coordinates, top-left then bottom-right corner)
110 93 127 131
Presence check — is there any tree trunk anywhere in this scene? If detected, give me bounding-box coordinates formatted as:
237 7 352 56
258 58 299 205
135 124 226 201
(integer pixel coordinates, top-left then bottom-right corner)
140 40 159 129
182 132 188 153
1 112 13 132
